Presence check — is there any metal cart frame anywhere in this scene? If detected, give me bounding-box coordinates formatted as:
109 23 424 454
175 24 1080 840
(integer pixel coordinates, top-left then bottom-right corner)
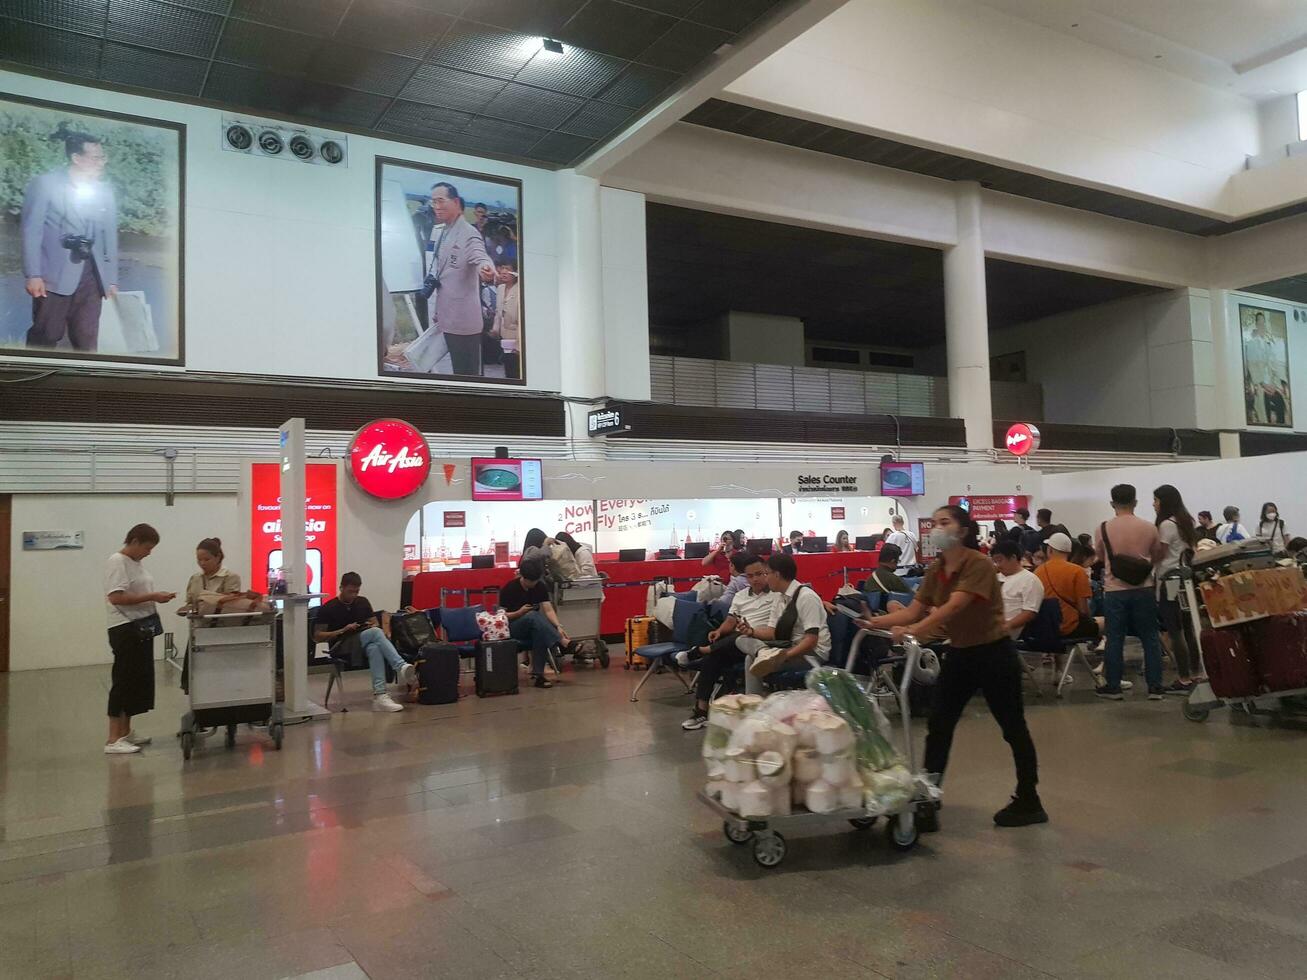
551 574 610 668
698 631 940 868
179 611 284 759
1179 568 1307 723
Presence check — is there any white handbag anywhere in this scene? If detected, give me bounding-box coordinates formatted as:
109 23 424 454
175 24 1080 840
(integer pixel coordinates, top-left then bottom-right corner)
692 576 725 602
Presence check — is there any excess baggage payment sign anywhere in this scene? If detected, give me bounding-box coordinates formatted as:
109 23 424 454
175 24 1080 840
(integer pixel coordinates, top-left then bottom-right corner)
250 462 338 601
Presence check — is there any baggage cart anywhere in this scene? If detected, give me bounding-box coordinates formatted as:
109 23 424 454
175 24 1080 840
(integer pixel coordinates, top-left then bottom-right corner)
1179 564 1307 722
698 630 940 868
179 611 284 759
551 574 610 668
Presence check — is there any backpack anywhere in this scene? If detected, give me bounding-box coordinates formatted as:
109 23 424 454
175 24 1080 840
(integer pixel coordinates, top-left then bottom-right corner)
1220 523 1246 543
686 605 724 649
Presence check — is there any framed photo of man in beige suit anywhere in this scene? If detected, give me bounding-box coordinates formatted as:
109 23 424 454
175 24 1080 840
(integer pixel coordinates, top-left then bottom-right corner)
375 158 524 385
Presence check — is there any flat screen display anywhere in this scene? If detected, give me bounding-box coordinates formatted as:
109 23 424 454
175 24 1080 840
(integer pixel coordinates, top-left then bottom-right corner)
470 457 543 501
880 462 925 497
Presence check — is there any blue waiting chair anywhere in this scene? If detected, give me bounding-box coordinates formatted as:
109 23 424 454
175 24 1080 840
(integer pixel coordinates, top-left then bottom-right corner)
629 595 700 703
1015 598 1098 698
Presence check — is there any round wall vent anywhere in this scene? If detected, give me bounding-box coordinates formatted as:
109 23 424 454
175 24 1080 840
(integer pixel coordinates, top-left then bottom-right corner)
258 130 284 155
319 140 344 165
289 135 315 160
225 124 253 150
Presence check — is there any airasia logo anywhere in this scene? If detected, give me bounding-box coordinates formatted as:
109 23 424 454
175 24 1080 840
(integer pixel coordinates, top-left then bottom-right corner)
1005 422 1040 457
348 419 431 500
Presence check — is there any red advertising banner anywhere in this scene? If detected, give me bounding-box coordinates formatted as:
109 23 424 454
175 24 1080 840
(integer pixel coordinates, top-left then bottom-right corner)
831 506 846 520
918 518 938 559
948 494 1030 521
250 462 338 600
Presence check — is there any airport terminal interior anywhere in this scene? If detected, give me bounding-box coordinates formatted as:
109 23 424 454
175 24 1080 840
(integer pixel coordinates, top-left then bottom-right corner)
3 1 1307 977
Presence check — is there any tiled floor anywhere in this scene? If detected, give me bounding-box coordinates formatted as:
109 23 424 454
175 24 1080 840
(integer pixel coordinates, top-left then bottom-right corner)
2 655 1306 979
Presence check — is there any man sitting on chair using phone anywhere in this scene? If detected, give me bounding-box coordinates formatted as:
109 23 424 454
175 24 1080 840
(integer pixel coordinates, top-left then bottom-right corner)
315 572 415 713
678 554 777 731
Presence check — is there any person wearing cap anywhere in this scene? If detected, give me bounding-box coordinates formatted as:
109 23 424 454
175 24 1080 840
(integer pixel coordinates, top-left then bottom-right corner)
1035 532 1102 644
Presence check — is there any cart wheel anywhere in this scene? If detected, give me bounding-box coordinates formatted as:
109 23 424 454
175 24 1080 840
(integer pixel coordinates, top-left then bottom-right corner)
181 731 194 760
225 725 237 749
886 813 919 851
723 821 754 845
1182 702 1210 723
598 641 611 669
752 832 786 868
849 817 878 830
271 723 283 750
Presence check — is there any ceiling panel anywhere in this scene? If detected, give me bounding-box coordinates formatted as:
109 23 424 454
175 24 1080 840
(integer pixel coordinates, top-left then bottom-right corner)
0 0 790 168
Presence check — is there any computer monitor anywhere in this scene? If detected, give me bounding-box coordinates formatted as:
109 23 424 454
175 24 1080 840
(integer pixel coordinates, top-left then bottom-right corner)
747 539 773 557
656 548 680 559
618 548 647 562
683 541 710 559
469 555 495 569
854 535 878 551
803 536 829 553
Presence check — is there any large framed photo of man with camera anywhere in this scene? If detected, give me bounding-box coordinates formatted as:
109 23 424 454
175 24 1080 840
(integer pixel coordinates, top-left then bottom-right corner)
0 94 184 365
376 158 523 385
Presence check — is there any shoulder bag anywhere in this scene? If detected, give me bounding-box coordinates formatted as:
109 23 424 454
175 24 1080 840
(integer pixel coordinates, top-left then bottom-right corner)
1100 522 1153 587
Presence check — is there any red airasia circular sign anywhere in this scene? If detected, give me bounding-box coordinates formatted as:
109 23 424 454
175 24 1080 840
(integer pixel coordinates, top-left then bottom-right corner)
348 419 431 500
1004 422 1041 457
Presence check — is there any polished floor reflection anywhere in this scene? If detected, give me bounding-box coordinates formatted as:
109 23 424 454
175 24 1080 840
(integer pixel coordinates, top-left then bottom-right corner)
2 657 1306 979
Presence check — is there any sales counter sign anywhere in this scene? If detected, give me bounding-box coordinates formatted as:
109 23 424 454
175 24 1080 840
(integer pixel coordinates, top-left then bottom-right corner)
797 473 859 494
250 462 338 599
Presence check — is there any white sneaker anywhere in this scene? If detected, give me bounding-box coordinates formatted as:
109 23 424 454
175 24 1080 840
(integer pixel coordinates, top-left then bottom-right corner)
124 731 152 746
1092 666 1134 692
396 663 417 688
674 650 691 668
373 693 404 712
1120 680 1134 691
104 738 141 755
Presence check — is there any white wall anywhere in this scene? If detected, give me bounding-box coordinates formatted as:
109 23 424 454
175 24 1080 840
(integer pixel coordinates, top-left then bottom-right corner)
1042 452 1307 542
9 494 238 671
727 0 1260 215
0 69 566 394
599 186 652 401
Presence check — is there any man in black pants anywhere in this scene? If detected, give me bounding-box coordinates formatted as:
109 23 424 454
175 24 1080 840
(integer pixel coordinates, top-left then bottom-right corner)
679 554 776 730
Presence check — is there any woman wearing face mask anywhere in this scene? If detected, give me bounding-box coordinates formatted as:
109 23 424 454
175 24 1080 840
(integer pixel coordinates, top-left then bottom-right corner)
1257 502 1289 553
864 505 1046 830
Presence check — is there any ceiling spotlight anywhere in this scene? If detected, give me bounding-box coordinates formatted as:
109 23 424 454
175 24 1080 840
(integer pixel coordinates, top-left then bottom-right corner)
320 140 344 165
289 134 315 160
225 123 253 150
258 130 284 155
542 37 565 55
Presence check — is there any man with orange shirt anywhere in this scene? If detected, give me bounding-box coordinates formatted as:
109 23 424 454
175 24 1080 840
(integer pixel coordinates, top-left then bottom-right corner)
1035 533 1100 643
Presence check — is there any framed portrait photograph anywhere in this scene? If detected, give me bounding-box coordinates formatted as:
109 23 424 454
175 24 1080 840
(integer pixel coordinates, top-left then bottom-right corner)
375 158 524 385
0 93 184 365
1238 303 1292 427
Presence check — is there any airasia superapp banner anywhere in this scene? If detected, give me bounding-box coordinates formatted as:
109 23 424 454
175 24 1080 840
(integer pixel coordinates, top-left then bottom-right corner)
250 462 338 600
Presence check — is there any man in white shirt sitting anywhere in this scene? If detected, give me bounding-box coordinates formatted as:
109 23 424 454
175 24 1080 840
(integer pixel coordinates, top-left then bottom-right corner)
744 553 832 690
885 515 918 572
680 554 776 730
993 539 1045 640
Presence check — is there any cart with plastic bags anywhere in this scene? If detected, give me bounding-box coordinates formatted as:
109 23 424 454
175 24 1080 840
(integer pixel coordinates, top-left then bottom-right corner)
697 629 940 868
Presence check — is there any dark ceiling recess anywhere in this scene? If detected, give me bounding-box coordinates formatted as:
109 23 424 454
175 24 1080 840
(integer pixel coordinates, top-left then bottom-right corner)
684 99 1307 237
0 1 790 168
647 203 1160 351
1244 275 1307 305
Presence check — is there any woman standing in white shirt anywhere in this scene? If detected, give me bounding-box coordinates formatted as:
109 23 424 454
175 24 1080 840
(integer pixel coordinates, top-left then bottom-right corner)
1153 486 1201 694
104 524 175 755
1256 502 1290 553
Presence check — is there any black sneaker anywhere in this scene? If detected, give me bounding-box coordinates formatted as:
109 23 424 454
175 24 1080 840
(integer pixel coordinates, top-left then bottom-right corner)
532 675 553 689
1164 680 1194 696
993 795 1048 827
681 709 708 731
1148 686 1166 700
916 802 940 833
1095 686 1124 700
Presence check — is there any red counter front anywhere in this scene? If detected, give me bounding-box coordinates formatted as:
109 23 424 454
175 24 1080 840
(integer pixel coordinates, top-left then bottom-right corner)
411 552 885 635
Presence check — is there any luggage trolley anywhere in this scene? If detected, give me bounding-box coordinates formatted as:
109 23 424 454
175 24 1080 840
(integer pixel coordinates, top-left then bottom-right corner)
179 610 284 759
698 630 940 868
551 574 611 668
1177 548 1307 723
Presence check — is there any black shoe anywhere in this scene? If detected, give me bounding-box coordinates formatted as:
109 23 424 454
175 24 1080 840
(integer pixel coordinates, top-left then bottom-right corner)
916 802 940 833
993 795 1048 827
532 675 553 689
1095 686 1124 700
1148 686 1166 700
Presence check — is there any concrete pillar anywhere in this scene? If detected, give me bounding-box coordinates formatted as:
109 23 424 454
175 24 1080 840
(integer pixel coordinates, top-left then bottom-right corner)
1207 287 1245 456
600 186 652 400
943 182 993 452
557 170 606 400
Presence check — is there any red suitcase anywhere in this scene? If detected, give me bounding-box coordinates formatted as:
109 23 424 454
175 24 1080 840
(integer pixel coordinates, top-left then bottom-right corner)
1246 612 1307 693
1200 627 1260 699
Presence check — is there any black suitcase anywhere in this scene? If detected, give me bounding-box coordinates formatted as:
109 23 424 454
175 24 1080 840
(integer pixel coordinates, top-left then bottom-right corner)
415 642 461 705
475 639 520 697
